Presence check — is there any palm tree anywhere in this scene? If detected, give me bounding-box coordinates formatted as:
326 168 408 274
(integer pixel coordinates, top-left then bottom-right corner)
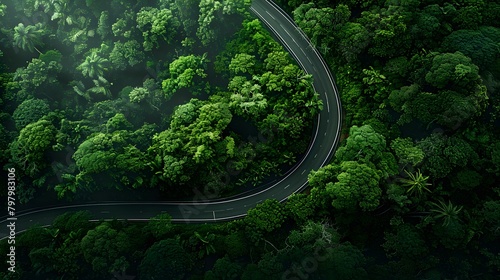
50 0 75 27
193 231 216 258
430 200 463 227
13 23 44 54
400 169 432 196
88 77 111 97
77 51 108 78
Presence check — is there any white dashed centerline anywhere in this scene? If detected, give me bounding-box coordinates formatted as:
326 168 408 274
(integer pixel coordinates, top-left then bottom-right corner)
265 10 275 20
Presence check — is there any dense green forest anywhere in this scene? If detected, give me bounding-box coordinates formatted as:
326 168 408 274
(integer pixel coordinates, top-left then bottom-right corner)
0 0 321 204
1 0 500 279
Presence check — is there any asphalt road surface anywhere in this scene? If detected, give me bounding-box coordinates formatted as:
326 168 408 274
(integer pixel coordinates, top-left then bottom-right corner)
0 0 342 240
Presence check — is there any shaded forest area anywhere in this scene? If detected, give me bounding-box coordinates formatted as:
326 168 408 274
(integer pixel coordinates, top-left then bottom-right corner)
1 0 500 279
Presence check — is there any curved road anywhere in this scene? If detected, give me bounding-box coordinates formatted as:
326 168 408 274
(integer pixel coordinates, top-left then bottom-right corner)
0 0 342 239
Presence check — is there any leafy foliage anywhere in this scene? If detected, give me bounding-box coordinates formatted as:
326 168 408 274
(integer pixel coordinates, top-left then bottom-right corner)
2 0 500 278
109 40 145 70
12 98 50 129
77 50 109 78
162 54 208 97
10 119 56 177
136 7 180 51
399 169 431 197
80 222 131 273
327 161 382 211
13 23 44 53
139 238 193 280
244 199 286 243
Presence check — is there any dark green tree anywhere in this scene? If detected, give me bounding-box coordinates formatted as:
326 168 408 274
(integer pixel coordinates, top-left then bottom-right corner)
139 238 193 280
390 137 424 166
197 0 251 45
109 40 145 70
205 256 243 280
442 29 500 70
77 51 109 78
143 213 173 239
429 200 463 227
10 119 56 178
244 199 286 243
383 223 431 275
12 98 50 130
337 22 370 63
425 52 482 91
13 23 44 54
80 222 131 273
317 243 368 280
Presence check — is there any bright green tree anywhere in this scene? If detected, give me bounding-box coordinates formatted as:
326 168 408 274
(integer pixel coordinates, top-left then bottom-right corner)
335 124 397 178
162 54 208 97
228 77 267 119
229 53 256 75
10 119 56 177
72 127 147 190
326 161 382 211
285 193 315 225
148 99 233 188
336 125 386 163
399 169 432 197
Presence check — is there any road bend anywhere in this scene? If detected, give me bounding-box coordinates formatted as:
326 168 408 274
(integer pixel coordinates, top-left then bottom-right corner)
0 0 341 239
